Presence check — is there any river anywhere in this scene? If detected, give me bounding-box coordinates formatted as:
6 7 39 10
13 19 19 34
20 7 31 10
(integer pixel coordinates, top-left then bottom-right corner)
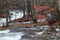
0 25 59 40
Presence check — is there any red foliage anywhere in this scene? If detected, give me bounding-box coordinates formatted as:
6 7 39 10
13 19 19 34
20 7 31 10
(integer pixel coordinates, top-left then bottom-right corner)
35 14 46 19
34 6 54 13
34 6 49 11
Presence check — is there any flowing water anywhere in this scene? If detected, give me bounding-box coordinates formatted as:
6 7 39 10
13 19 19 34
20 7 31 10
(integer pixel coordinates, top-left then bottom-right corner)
0 29 24 40
0 25 60 40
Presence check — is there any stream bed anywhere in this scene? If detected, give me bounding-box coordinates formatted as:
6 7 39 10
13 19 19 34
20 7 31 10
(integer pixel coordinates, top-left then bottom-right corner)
0 25 60 40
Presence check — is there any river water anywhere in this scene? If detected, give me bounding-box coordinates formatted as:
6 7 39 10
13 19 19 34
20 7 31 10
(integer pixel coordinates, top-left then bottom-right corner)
0 25 59 40
0 29 24 40
0 28 44 40
0 25 48 40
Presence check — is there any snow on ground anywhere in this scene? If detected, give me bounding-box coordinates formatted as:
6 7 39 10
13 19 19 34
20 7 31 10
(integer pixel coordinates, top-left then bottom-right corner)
0 10 24 26
0 18 6 26
10 10 23 20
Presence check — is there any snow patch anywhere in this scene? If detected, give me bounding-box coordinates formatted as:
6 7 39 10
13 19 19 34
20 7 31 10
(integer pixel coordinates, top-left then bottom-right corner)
0 11 23 26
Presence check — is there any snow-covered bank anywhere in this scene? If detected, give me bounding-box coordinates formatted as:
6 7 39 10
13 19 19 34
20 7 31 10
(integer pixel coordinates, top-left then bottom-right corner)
9 10 23 20
0 10 24 26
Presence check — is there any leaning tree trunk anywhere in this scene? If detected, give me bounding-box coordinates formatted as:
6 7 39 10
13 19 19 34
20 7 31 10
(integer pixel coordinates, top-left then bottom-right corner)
5 0 9 27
